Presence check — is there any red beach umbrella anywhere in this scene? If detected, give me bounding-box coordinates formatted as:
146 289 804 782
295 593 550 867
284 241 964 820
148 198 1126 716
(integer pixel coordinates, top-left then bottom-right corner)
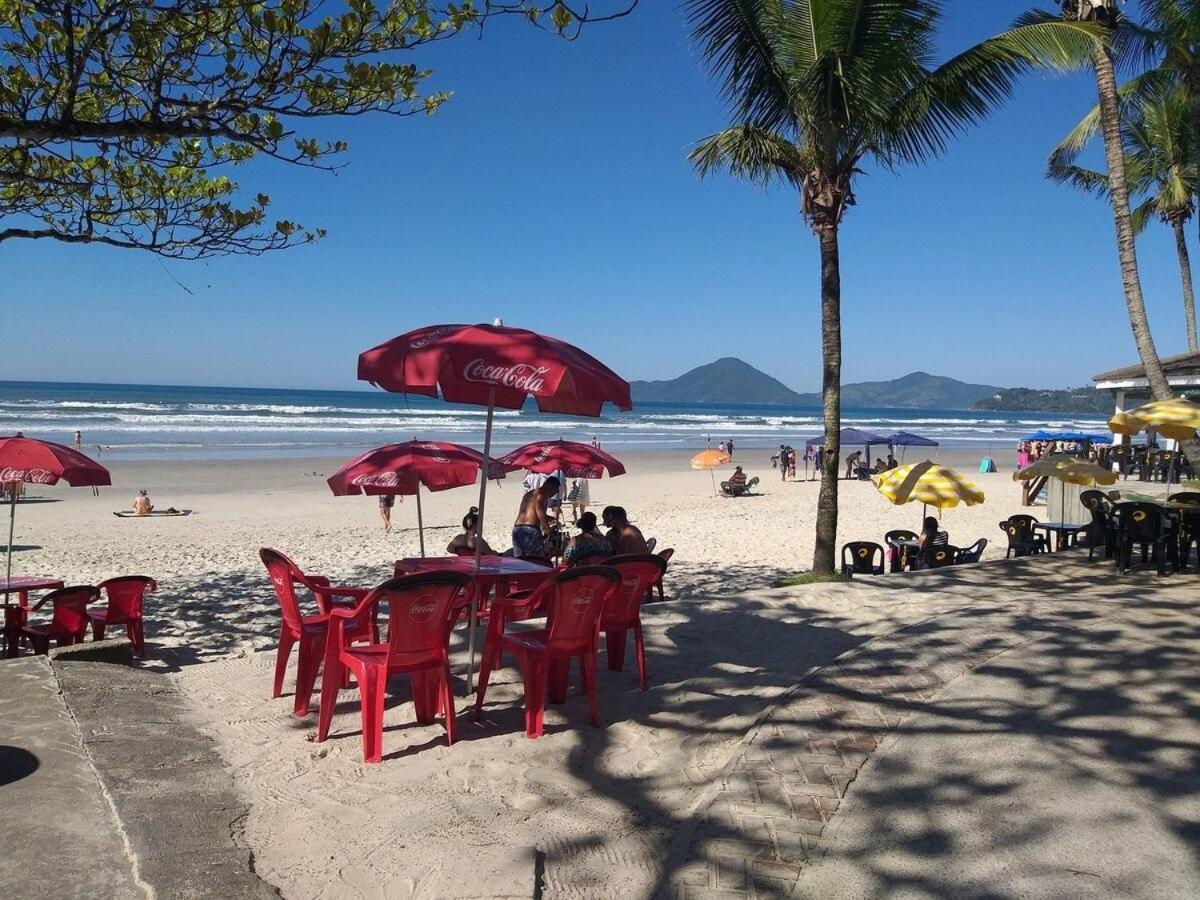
499 440 626 480
326 440 510 556
0 435 111 584
357 322 632 691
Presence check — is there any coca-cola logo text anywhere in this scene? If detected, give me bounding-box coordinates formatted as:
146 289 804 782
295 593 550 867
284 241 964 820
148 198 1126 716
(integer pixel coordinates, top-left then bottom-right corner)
409 326 459 350
570 588 593 612
353 473 400 487
0 468 56 484
464 360 551 394
409 596 438 623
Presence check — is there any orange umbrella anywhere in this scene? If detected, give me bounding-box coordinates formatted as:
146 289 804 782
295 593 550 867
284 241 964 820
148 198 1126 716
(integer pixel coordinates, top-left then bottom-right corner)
691 449 731 495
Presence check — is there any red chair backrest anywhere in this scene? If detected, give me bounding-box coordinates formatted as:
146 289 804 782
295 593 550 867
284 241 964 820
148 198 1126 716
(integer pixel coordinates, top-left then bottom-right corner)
97 576 156 620
370 572 474 664
260 548 309 634
45 586 100 640
544 567 621 652
601 555 666 627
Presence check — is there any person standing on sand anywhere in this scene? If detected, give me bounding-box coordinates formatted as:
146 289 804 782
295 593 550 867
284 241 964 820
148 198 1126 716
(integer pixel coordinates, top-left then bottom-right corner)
378 494 395 533
512 476 559 559
73 430 82 451
727 438 735 458
845 451 862 479
779 445 790 482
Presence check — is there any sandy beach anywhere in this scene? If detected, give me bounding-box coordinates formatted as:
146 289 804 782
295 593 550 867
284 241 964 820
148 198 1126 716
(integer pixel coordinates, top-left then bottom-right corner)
7 447 1025 662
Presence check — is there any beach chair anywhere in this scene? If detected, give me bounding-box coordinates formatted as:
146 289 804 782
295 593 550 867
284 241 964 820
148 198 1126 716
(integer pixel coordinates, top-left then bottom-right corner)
601 554 667 690
955 539 988 564
1168 491 1200 505
884 530 918 572
920 545 959 570
1080 490 1115 561
473 566 620 739
315 572 472 763
648 547 673 601
259 548 377 716
841 542 884 577
1111 503 1175 575
88 576 156 656
20 586 99 654
999 516 1047 559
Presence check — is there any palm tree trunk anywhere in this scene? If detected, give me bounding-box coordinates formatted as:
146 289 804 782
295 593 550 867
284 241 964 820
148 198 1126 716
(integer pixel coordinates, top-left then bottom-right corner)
1091 42 1173 401
813 222 841 575
1172 218 1199 353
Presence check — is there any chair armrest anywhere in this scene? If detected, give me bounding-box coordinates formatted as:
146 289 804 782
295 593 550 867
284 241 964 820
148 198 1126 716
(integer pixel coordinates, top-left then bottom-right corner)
311 583 369 601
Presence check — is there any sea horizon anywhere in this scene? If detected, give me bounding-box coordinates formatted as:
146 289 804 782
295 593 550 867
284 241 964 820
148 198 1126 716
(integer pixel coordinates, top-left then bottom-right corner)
0 379 1112 461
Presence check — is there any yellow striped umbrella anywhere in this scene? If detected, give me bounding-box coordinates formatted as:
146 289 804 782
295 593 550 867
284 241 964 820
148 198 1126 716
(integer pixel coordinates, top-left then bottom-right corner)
872 460 985 512
1108 398 1200 442
1012 454 1118 487
691 448 731 495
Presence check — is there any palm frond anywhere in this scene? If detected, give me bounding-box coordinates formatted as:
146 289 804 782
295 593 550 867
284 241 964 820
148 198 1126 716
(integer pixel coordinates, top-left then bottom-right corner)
688 124 806 188
1047 160 1111 197
685 0 799 133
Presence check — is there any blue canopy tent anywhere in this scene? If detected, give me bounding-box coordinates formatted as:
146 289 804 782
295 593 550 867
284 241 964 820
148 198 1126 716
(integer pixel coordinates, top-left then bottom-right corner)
888 431 938 463
805 428 890 478
1022 430 1113 444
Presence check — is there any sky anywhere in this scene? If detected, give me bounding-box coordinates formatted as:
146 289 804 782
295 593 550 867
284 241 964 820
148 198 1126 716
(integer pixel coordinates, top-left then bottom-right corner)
0 1 1193 393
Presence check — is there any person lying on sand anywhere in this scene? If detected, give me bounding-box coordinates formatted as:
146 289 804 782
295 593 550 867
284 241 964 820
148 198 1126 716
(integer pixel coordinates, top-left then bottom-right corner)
132 490 153 516
447 507 494 556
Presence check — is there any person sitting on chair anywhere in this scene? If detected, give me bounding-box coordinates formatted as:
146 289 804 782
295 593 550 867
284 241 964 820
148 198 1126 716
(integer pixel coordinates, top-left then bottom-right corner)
447 507 494 556
562 512 612 566
722 466 749 496
602 505 648 555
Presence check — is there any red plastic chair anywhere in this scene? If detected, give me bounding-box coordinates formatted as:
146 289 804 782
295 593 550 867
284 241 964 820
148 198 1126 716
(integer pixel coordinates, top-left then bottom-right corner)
88 576 157 656
21 586 100 654
260 548 377 716
316 571 473 763
473 566 621 739
648 547 673 602
601 554 667 690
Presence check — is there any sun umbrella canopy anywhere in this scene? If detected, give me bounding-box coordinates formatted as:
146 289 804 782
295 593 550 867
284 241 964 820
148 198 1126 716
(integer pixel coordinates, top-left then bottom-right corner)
326 441 506 496
873 460 985 510
500 440 625 479
1013 454 1117 487
888 432 939 447
805 428 889 449
0 435 111 487
691 449 731 470
1108 398 1200 442
357 323 633 416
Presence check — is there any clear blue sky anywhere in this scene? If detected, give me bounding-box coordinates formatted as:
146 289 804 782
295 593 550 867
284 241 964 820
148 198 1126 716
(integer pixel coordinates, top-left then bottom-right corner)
0 2 1191 393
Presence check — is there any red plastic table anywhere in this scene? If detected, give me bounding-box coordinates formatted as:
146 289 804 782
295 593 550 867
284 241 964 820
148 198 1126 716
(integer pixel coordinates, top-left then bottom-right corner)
2 576 66 658
393 555 553 618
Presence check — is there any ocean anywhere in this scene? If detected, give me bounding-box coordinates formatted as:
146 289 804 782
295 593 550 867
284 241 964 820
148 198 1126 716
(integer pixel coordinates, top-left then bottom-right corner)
0 381 1111 461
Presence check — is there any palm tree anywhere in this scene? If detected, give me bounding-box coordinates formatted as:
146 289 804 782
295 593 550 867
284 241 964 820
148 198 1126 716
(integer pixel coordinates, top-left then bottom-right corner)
1050 82 1199 352
686 0 1095 574
1050 1 1174 399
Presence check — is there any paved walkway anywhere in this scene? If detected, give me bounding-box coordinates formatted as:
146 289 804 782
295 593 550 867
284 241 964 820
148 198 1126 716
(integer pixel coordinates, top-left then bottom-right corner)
668 564 1200 897
0 656 277 898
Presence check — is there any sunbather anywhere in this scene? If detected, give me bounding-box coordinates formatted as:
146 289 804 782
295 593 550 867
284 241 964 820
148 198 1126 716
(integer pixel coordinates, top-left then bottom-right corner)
447 507 494 555
132 490 153 516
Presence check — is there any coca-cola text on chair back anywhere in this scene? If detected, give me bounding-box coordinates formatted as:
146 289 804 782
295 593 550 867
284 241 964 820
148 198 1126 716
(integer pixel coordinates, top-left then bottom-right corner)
97 576 157 621
259 548 308 633
545 566 620 650
601 555 666 626
374 572 473 663
44 586 100 641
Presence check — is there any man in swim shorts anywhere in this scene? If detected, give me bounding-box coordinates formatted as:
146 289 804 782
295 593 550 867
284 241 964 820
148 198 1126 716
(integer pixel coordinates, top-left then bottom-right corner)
512 476 559 558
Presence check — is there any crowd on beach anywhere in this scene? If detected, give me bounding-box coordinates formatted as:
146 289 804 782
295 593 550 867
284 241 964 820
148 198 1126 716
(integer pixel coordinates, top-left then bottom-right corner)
1016 439 1106 468
771 445 900 482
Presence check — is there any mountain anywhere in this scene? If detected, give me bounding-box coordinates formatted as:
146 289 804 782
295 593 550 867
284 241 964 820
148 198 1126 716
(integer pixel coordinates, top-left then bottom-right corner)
793 371 1001 410
972 387 1112 415
630 357 804 405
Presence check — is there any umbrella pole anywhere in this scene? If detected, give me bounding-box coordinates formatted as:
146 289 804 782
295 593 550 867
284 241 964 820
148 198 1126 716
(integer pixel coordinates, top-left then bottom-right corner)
467 388 496 696
416 487 425 558
710 469 716 496
4 482 15 587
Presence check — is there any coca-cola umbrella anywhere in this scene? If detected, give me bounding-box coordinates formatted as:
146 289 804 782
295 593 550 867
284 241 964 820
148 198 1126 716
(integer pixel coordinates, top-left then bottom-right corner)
326 440 510 556
358 322 632 691
0 435 111 585
499 439 626 480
